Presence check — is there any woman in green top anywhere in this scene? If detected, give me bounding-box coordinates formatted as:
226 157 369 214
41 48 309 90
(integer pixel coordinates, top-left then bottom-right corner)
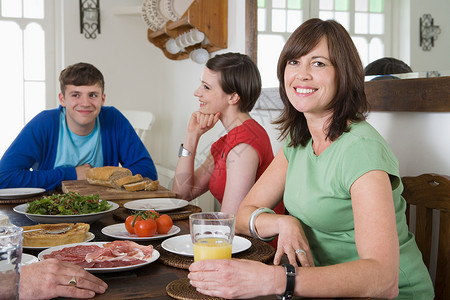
188 18 434 299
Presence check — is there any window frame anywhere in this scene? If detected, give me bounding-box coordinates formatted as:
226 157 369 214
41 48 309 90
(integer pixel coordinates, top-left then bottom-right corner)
246 0 393 73
0 0 56 157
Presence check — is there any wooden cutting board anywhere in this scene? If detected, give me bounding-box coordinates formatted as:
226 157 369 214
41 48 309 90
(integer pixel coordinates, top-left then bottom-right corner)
61 180 177 204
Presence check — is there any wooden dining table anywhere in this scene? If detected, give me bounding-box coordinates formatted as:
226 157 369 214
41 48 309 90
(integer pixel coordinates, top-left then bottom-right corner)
0 195 369 300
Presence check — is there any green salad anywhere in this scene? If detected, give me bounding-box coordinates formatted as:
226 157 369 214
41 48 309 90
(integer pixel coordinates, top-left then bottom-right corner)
26 192 112 215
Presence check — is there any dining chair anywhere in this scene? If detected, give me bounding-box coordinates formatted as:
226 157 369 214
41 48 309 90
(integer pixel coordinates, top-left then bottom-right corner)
402 173 450 300
121 110 155 143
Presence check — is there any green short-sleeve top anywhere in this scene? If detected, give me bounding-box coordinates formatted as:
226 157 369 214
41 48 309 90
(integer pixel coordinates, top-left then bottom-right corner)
283 121 434 299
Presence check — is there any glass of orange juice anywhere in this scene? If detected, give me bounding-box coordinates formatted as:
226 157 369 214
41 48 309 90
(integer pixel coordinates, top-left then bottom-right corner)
189 212 235 261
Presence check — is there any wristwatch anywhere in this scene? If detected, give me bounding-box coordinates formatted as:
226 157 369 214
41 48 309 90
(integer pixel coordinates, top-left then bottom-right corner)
178 144 192 157
278 264 296 300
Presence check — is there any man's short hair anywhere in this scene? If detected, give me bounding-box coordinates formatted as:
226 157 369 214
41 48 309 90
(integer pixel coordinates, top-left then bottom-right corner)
59 62 105 95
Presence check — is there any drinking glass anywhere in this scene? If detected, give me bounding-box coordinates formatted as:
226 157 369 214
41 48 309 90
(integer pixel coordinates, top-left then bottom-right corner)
0 226 23 300
189 212 235 261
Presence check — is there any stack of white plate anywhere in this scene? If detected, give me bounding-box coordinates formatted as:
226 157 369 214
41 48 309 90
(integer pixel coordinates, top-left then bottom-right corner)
142 0 166 31
141 0 195 32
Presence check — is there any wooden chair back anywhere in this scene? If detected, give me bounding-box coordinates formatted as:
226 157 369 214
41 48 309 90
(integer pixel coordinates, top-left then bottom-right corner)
402 173 450 300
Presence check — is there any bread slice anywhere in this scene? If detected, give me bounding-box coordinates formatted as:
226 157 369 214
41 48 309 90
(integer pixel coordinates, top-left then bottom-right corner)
145 180 159 191
22 223 90 248
114 174 144 188
86 166 132 188
123 181 147 192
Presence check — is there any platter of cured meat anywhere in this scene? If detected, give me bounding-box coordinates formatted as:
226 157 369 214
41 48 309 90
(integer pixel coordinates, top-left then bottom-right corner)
38 240 159 273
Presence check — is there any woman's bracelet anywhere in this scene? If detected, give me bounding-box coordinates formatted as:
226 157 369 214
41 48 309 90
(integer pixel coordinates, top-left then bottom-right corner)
248 207 277 242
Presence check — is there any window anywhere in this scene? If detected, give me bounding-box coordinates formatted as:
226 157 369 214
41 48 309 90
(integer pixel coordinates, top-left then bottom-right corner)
256 0 391 87
0 0 53 157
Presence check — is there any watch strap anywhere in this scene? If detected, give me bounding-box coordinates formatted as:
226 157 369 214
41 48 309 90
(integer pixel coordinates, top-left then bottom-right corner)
279 264 296 300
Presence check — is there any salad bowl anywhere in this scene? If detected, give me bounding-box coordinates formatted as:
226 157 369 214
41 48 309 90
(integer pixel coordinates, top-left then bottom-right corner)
13 201 119 224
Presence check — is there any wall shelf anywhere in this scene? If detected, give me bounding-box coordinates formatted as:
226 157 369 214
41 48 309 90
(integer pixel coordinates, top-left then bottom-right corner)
147 0 228 60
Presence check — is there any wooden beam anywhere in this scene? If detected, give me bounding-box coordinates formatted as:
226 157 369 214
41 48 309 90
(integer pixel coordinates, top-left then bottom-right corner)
245 0 257 63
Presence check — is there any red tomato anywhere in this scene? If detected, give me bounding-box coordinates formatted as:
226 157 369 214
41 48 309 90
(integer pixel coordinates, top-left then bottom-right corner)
147 210 160 219
125 215 142 234
156 214 173 234
134 218 157 237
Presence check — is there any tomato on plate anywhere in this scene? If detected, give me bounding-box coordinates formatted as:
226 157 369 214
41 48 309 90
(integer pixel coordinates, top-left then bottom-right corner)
125 215 142 234
156 214 173 234
134 218 157 237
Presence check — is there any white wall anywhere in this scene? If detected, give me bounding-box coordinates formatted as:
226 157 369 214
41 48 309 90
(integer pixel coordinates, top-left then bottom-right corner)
368 112 450 176
59 0 449 186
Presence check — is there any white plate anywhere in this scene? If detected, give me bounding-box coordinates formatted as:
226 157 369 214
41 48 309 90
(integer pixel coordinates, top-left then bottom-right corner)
38 241 160 273
101 223 180 241
23 232 95 250
0 188 46 200
124 198 188 212
13 201 119 224
21 253 38 266
161 234 252 257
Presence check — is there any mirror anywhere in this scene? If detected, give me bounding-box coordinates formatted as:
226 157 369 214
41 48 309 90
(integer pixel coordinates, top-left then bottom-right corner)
246 1 449 112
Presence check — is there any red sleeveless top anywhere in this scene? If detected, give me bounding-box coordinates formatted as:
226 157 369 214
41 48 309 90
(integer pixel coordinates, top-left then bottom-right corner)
209 119 285 215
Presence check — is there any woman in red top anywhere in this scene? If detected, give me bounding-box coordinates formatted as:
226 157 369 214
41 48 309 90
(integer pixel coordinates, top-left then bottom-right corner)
173 52 284 216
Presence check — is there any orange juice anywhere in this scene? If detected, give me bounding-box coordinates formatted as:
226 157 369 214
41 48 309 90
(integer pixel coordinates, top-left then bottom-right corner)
193 237 232 261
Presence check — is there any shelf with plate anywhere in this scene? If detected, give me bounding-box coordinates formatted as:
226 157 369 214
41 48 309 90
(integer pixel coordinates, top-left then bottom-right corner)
146 0 227 61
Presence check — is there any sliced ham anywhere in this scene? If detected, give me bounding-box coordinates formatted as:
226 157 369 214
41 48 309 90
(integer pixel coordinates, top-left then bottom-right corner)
44 245 102 262
44 241 154 268
85 240 153 262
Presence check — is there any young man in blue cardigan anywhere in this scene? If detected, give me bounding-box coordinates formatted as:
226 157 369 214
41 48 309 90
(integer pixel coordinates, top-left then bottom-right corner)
0 62 157 191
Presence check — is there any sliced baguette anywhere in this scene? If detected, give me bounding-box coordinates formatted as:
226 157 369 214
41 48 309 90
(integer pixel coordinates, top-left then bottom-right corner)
114 174 144 188
145 180 159 191
22 223 90 248
86 166 132 188
123 181 147 192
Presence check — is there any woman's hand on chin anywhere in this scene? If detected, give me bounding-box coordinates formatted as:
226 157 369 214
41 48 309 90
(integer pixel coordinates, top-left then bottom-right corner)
187 111 221 134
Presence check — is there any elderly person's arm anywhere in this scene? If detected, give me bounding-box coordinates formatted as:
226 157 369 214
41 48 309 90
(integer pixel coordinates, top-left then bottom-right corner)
19 259 107 300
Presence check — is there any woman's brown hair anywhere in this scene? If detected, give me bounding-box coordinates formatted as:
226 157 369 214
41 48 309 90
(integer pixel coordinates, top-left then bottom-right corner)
206 52 262 112
275 18 369 147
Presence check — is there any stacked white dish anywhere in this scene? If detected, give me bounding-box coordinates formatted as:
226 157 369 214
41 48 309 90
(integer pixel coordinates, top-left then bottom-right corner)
141 0 194 32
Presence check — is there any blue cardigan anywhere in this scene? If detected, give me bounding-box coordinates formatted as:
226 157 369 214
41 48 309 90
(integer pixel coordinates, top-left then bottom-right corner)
0 106 157 191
